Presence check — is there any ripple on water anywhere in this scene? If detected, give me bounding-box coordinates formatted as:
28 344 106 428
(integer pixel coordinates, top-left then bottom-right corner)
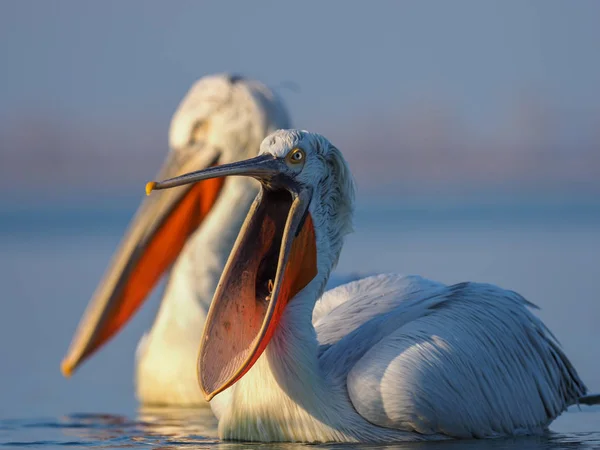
0 409 218 448
1 408 600 449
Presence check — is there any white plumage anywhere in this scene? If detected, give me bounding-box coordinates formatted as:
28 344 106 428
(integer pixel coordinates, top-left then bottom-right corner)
154 130 595 442
325 275 585 438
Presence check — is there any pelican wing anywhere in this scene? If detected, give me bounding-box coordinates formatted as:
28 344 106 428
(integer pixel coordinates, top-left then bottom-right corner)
329 280 588 438
315 274 445 350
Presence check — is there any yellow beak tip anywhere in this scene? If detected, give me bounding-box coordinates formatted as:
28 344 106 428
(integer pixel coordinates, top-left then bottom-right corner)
145 181 156 196
61 360 73 378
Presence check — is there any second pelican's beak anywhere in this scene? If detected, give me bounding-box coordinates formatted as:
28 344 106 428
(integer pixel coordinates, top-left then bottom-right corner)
62 146 225 377
147 154 318 400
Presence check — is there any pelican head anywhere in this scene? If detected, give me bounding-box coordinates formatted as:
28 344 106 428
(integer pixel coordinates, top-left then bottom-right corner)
148 129 355 400
62 74 290 377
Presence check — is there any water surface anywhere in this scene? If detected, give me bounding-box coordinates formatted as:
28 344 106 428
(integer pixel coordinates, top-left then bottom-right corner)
1 197 599 448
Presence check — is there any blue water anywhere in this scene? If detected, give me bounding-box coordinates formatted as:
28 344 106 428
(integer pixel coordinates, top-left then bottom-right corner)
1 197 599 448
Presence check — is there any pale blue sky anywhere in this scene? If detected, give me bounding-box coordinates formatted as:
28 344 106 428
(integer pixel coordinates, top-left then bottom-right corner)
2 1 599 126
1 1 599 195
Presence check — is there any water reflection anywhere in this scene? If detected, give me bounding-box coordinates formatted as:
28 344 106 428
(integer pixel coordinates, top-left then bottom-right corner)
138 406 219 442
54 407 218 447
36 408 598 449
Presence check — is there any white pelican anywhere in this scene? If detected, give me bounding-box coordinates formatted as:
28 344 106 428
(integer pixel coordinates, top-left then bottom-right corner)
61 74 291 406
61 75 358 406
147 129 599 443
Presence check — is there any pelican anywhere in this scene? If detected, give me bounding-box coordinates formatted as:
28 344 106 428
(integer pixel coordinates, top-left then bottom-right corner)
148 129 599 443
60 74 292 406
61 75 359 406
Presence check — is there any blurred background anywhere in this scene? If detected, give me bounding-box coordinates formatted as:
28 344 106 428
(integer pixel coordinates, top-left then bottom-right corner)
0 0 598 430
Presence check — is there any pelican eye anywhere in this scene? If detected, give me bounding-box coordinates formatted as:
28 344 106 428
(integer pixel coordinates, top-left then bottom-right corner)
287 148 305 164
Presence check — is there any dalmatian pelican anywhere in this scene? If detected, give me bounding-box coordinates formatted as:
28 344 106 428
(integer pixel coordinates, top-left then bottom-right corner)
61 74 291 406
147 129 599 442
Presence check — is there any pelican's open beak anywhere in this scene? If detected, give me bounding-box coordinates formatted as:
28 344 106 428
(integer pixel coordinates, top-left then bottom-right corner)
62 146 225 377
147 154 318 401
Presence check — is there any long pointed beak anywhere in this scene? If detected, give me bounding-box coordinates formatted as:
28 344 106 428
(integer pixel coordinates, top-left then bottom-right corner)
62 146 224 377
146 153 285 194
147 155 318 401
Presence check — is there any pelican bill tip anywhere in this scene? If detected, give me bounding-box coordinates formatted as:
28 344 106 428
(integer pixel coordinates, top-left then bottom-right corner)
61 359 74 378
145 181 156 196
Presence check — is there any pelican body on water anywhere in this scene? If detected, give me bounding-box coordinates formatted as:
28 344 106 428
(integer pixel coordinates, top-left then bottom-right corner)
148 129 599 443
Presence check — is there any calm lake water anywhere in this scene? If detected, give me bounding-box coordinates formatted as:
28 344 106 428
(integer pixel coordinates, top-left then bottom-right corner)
1 196 599 449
